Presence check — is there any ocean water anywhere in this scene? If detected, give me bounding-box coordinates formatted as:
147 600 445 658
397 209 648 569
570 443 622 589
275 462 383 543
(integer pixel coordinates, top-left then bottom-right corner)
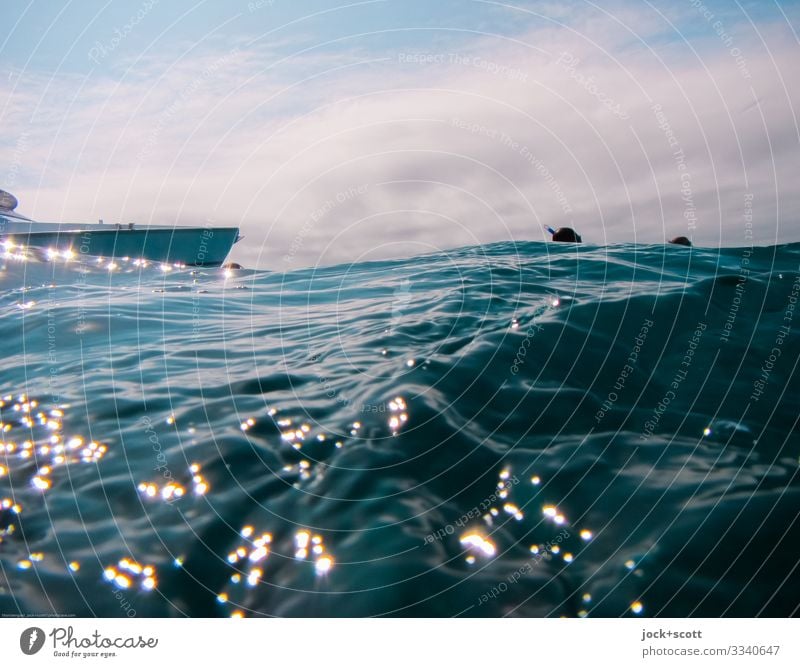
1 241 798 618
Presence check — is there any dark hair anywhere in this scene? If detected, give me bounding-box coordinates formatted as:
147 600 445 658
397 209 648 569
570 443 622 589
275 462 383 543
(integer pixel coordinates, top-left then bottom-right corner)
552 227 582 243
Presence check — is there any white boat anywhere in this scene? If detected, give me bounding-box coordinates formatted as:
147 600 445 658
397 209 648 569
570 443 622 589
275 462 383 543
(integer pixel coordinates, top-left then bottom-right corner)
0 190 241 266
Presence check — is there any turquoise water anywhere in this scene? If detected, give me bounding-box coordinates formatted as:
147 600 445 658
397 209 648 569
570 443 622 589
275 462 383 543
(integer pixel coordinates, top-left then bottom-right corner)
1 241 798 617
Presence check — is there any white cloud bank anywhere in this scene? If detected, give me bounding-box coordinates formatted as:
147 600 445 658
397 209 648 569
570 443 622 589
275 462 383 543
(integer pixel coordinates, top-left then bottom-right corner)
1 3 798 267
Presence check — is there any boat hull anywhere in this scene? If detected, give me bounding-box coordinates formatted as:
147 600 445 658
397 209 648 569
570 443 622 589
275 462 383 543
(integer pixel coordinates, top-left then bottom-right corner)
0 221 239 266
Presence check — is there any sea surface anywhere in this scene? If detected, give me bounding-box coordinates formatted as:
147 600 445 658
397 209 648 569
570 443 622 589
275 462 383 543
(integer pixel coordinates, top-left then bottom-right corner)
1 241 799 618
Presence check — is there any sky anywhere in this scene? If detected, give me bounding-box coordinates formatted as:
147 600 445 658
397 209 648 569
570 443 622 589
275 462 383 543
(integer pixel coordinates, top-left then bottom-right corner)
1 0 799 268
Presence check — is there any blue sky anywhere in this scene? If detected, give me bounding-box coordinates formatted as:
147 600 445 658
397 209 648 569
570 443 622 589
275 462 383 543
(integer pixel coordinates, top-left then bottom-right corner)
5 1 792 74
2 0 799 266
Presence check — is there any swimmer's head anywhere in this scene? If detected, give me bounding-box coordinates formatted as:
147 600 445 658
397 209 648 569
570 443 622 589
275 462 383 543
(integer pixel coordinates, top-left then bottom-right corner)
551 227 582 243
668 236 692 246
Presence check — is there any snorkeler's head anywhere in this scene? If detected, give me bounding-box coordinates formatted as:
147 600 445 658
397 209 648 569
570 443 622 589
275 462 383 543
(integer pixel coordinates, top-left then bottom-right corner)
552 227 582 243
669 236 692 246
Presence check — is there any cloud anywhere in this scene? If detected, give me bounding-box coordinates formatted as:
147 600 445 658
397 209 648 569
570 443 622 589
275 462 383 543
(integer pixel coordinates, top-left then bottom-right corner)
1 4 798 267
